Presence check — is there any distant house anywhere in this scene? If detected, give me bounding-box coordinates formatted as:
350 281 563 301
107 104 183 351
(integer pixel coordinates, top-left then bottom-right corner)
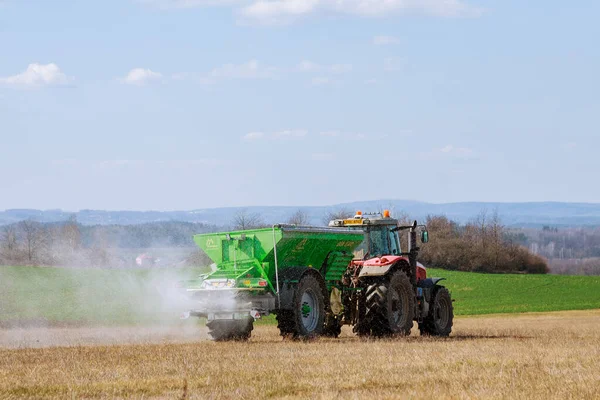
135 253 158 267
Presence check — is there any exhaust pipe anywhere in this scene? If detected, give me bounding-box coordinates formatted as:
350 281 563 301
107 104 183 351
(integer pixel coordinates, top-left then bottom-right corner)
408 220 418 286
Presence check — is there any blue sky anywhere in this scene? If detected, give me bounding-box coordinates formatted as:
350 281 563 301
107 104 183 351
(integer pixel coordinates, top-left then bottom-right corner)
0 0 598 211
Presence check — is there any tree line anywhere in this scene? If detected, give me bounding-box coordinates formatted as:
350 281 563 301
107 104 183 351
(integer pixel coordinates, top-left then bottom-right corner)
0 217 218 267
0 209 549 274
419 213 548 274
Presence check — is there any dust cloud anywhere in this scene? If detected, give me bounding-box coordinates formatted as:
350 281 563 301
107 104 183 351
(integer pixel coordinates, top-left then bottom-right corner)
0 249 213 348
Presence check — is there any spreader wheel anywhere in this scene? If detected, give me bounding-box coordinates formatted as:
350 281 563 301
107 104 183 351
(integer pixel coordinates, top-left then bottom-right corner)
277 274 325 339
419 286 453 337
207 317 254 341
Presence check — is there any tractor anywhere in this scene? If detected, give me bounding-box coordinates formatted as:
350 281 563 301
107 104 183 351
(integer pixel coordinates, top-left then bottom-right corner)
183 210 453 340
327 210 454 337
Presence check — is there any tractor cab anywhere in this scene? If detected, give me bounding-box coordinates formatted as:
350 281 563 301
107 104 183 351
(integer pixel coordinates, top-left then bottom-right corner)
329 210 427 260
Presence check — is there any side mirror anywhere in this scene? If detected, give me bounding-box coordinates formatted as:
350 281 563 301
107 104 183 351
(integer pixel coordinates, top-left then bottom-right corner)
421 230 429 243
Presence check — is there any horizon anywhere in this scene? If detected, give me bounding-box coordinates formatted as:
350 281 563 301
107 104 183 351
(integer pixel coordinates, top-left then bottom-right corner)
4 198 600 214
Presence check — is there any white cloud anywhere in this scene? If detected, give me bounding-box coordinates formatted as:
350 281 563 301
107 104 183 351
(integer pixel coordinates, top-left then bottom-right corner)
93 159 224 170
241 0 320 24
171 72 189 80
320 131 371 140
239 0 482 24
297 60 319 72
330 63 352 74
297 60 352 74
138 0 243 9
0 63 71 88
210 59 277 80
140 0 482 24
274 129 307 138
296 61 351 85
121 68 162 85
365 78 378 84
171 60 278 84
243 132 265 141
243 129 307 140
95 160 146 170
373 35 400 45
384 57 404 71
311 76 331 85
419 145 476 161
440 145 472 155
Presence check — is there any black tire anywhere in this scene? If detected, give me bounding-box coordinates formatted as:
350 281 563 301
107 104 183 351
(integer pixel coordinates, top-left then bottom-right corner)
419 286 453 337
276 310 295 338
322 314 342 338
277 274 325 339
361 271 415 337
207 317 254 341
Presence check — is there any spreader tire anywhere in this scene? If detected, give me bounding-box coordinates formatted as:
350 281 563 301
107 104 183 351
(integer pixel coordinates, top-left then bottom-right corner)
207 317 254 341
276 310 295 337
278 274 325 339
362 271 414 337
322 314 342 338
419 286 453 337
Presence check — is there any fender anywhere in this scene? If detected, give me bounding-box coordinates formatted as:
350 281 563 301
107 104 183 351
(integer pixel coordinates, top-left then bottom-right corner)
276 267 328 311
417 277 446 288
416 278 446 317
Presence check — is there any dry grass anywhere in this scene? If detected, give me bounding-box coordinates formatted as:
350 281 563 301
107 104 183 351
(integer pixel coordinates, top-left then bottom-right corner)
1 310 600 399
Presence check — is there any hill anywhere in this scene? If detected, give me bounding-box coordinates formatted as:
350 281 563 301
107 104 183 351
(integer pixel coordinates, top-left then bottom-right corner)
3 200 600 227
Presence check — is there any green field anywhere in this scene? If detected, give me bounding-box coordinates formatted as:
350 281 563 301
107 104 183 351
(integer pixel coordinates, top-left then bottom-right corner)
1 266 599 326
0 266 205 325
428 268 600 315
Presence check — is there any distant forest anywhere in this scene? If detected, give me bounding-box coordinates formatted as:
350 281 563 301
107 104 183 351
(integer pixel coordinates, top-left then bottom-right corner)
1 209 599 275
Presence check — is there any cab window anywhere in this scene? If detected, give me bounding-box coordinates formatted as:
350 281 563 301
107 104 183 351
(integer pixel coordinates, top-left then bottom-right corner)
369 228 390 257
389 230 400 255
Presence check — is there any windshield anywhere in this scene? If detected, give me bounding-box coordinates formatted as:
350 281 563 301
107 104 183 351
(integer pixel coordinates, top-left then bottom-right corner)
352 227 392 258
351 226 401 259
369 228 390 257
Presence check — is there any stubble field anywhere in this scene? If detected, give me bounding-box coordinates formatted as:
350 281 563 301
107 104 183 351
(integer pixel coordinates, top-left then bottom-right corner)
1 310 599 399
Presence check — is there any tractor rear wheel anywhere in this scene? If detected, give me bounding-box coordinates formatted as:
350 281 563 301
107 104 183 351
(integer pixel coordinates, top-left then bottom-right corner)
277 274 325 339
362 271 415 337
419 286 453 337
207 317 254 341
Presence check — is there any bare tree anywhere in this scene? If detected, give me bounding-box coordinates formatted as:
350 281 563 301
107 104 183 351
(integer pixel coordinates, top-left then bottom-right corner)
61 214 82 252
489 209 503 270
1 224 18 253
474 208 488 251
321 208 354 226
18 219 48 263
232 209 265 230
287 209 310 226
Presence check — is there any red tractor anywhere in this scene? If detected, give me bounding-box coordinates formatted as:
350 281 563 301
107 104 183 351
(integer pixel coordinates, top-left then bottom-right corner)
325 210 454 337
